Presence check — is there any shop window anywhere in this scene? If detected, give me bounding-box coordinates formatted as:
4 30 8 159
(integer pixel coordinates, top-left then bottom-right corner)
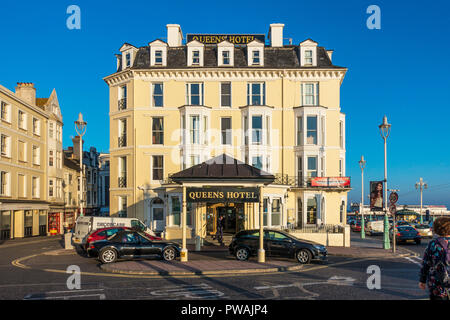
307 198 317 224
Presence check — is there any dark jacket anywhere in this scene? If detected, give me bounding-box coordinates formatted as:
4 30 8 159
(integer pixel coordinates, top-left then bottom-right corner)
419 237 450 298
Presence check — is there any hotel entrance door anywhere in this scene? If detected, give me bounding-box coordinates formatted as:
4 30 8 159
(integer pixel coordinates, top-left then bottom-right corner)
206 203 245 235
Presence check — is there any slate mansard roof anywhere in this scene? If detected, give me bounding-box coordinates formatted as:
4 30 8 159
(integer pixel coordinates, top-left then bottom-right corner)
117 44 344 72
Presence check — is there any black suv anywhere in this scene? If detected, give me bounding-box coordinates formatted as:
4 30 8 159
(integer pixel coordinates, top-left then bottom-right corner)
229 229 327 264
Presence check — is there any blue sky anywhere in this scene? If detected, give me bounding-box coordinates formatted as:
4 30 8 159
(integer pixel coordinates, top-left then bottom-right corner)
1 0 449 207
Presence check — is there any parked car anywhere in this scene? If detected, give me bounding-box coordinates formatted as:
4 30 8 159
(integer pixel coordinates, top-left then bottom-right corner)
84 227 162 251
366 220 384 235
413 224 433 238
389 226 421 244
87 229 180 264
228 229 327 264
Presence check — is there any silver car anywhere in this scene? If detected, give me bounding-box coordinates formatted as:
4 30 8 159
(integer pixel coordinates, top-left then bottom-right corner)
413 224 433 238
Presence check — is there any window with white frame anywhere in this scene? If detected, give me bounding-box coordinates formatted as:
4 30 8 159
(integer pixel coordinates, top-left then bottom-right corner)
18 141 26 162
220 82 231 107
186 83 203 105
155 50 163 65
306 197 317 224
18 174 26 197
190 155 200 167
271 198 281 226
307 156 318 178
49 122 54 138
119 196 127 217
222 50 230 65
171 196 181 226
252 156 263 170
304 50 313 65
1 134 11 157
48 179 54 197
49 150 54 167
252 50 260 65
190 115 200 144
0 171 10 196
18 110 27 130
32 118 40 136
306 116 318 145
152 83 164 107
152 155 163 180
247 83 265 106
221 117 232 145
56 125 62 142
192 50 200 65
301 83 319 106
32 176 39 198
252 116 263 145
152 117 164 145
1 101 11 122
125 52 131 68
32 145 40 165
297 116 303 146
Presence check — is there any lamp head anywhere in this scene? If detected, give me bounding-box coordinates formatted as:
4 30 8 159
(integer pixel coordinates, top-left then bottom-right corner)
358 155 366 169
74 112 87 136
378 115 391 138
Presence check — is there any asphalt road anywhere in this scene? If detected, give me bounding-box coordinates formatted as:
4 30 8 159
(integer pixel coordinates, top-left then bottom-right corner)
0 235 429 301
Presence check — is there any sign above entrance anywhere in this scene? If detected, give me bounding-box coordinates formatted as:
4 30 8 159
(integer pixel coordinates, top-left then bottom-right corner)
186 34 265 45
186 187 260 203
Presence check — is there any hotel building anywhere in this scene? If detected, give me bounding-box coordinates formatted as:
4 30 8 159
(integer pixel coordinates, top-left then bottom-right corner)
105 23 350 241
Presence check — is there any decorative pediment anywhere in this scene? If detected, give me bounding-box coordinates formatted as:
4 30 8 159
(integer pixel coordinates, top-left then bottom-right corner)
300 39 318 47
119 43 137 52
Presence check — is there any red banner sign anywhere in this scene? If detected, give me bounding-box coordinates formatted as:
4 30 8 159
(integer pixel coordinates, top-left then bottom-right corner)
310 177 350 187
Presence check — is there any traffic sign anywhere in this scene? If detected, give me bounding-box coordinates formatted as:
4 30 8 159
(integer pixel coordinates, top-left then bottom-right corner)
389 204 397 214
389 192 398 204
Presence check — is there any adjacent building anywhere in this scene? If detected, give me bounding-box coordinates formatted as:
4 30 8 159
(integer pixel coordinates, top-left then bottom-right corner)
104 23 350 240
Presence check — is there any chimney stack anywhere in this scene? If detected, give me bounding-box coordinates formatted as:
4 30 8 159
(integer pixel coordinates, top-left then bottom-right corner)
166 24 183 47
15 82 36 106
269 23 285 47
326 50 334 62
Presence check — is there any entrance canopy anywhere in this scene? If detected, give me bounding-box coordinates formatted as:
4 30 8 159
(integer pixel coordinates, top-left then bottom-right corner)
170 154 275 185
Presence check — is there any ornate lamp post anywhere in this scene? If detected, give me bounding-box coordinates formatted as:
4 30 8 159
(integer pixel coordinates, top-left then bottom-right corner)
379 116 391 250
75 113 87 217
415 178 428 224
358 156 366 239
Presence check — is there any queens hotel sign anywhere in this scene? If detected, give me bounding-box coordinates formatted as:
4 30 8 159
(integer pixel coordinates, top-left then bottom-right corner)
186 34 265 44
186 187 260 203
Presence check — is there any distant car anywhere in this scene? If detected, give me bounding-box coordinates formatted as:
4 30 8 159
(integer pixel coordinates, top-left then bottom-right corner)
351 221 361 232
390 226 421 244
85 227 162 251
87 230 180 264
228 229 327 264
413 224 433 238
396 220 411 227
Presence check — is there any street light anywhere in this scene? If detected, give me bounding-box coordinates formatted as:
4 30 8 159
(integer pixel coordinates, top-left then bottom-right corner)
415 178 428 224
75 113 87 217
358 155 366 239
379 115 391 250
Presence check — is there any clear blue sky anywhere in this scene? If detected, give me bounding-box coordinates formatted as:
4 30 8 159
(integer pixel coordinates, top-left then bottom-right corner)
1 0 449 207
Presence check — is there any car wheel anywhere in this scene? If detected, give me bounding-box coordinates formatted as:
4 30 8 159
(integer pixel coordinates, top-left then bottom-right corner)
235 247 250 261
415 239 421 245
99 248 117 264
162 247 176 261
296 249 312 264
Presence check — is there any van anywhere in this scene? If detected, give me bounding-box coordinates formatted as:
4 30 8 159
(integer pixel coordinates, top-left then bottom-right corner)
72 216 156 246
365 220 384 235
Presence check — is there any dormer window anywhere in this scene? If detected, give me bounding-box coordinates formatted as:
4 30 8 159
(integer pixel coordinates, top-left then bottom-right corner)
192 51 200 65
252 51 260 65
304 50 313 65
155 51 163 65
125 52 131 68
222 51 230 65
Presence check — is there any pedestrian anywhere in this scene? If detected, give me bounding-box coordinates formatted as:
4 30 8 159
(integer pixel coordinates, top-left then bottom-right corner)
215 215 224 246
419 217 450 300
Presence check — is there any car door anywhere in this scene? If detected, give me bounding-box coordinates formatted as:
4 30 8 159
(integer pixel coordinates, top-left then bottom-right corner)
266 231 292 257
118 232 140 257
136 234 160 257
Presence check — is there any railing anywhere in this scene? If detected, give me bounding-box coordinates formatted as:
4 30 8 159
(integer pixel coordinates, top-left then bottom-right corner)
273 174 351 188
284 224 345 234
118 98 127 110
118 177 127 188
118 135 127 147
39 225 47 236
0 229 10 240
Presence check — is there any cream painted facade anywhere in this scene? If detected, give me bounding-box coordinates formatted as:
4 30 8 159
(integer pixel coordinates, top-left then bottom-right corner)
105 23 350 240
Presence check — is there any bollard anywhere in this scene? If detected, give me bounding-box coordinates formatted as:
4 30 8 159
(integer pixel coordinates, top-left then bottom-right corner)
64 232 74 250
195 235 201 251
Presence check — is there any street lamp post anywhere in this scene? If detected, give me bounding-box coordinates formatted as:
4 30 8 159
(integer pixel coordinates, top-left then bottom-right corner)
75 113 87 217
415 178 428 224
379 116 391 250
359 156 366 239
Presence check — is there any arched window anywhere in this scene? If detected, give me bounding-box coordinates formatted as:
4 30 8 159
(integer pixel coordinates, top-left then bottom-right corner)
152 197 164 205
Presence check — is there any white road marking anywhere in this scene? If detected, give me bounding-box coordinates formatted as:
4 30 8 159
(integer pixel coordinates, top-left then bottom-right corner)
405 257 422 267
148 283 225 299
24 288 105 300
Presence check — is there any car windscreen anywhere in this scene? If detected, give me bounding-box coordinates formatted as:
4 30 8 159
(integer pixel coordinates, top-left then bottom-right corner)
398 226 414 232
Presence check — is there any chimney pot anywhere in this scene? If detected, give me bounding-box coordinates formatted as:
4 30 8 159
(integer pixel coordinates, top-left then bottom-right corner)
166 24 183 47
269 23 285 47
15 82 36 105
